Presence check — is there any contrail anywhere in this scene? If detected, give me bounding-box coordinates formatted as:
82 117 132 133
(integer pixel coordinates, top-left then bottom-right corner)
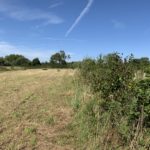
65 0 94 37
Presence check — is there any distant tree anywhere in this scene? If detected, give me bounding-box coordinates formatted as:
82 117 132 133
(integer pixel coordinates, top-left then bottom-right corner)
44 61 49 65
5 54 19 66
50 52 61 64
0 57 5 66
5 54 30 66
32 58 41 66
103 53 123 65
15 56 30 66
50 50 70 65
140 57 149 68
130 57 150 71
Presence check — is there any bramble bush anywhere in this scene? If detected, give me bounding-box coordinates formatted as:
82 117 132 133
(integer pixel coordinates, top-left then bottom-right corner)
76 52 150 149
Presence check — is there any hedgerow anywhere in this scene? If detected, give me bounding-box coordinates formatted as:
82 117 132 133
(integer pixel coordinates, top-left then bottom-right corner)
74 53 150 149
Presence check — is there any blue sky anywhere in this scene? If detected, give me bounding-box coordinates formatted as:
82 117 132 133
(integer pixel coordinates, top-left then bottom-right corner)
0 0 150 61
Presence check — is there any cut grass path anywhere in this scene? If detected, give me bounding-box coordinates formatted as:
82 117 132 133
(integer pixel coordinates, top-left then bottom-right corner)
0 69 75 150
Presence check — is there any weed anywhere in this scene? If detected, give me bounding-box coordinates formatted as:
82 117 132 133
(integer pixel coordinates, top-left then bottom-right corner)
24 127 37 135
45 116 55 125
30 135 37 146
12 111 24 119
71 98 80 111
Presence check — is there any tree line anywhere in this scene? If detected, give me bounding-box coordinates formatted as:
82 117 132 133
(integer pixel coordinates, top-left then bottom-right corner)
0 51 150 70
0 50 77 68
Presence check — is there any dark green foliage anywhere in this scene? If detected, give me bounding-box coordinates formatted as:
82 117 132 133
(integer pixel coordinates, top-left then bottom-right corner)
77 52 150 149
50 50 70 68
79 58 96 84
145 67 150 76
15 56 31 66
4 54 31 66
67 61 81 69
130 57 150 71
32 58 41 66
140 57 150 69
0 51 75 68
130 79 150 127
80 53 135 99
0 57 5 66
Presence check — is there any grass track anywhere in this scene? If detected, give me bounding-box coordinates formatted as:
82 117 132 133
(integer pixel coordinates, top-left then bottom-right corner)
0 69 75 150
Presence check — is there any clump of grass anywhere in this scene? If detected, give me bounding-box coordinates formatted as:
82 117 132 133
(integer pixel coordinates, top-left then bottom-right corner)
70 81 84 112
24 93 36 101
12 111 24 119
8 143 16 150
24 127 37 135
45 116 55 125
71 98 80 111
30 135 37 146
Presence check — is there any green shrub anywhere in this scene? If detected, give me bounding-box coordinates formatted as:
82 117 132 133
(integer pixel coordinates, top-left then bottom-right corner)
129 79 150 127
79 57 96 85
76 52 150 149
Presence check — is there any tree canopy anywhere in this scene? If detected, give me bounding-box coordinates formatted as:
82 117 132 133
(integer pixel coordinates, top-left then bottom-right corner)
4 54 30 66
32 58 41 66
50 50 70 66
0 57 5 66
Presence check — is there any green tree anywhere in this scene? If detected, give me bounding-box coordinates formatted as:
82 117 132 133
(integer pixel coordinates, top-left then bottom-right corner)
50 50 70 66
15 56 30 66
32 58 41 66
130 57 150 71
0 57 5 66
5 54 30 66
140 57 149 69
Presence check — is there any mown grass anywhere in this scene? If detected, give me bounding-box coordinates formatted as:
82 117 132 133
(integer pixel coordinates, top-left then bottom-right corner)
0 69 76 150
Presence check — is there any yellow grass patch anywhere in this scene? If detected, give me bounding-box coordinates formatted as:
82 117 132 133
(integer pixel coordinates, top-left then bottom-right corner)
0 69 75 149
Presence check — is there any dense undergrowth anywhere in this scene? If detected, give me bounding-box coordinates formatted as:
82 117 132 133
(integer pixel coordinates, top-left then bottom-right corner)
72 53 150 149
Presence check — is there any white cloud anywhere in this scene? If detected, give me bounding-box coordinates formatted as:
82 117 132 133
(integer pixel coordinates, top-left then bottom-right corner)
10 9 63 24
49 2 63 9
0 41 76 61
0 41 54 61
112 20 125 29
65 0 94 37
0 0 63 24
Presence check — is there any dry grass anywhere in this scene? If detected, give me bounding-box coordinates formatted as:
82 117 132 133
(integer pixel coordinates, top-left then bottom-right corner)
0 69 75 150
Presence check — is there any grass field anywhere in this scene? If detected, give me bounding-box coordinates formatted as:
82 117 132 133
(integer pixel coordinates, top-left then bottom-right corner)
0 69 76 150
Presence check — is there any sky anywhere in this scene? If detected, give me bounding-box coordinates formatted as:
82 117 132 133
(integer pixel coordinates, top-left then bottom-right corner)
0 0 150 61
